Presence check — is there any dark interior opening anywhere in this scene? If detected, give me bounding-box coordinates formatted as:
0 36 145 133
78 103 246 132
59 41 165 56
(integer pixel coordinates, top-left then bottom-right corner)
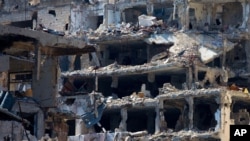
127 108 155 134
96 110 121 132
97 16 103 28
163 108 181 129
123 6 147 24
153 3 173 22
163 99 188 131
107 43 148 66
65 23 69 30
232 99 250 113
48 10 56 17
67 120 75 136
17 112 35 135
194 97 218 131
9 20 33 28
97 73 172 98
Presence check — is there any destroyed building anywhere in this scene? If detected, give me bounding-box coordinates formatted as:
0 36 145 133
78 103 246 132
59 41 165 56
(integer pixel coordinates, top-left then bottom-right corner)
0 0 250 141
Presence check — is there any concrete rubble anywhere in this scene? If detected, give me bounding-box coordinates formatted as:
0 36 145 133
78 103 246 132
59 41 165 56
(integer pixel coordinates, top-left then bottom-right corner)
0 0 250 141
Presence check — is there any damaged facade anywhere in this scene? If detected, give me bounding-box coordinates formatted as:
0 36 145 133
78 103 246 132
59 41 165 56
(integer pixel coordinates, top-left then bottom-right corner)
0 0 250 141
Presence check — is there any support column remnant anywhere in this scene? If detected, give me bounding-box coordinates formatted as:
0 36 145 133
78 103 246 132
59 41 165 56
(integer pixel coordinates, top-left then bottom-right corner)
37 110 44 139
220 90 232 141
185 96 193 129
75 119 89 135
155 100 163 134
147 3 154 16
119 108 127 131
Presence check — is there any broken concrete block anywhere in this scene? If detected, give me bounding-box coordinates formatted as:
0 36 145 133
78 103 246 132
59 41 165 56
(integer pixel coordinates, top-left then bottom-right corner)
138 15 157 27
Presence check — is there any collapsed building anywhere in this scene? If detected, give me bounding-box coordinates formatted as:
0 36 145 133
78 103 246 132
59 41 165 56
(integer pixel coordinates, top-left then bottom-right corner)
0 0 250 141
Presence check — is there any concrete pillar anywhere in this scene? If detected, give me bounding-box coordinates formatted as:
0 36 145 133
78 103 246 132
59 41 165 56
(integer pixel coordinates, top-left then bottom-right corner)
222 38 227 68
185 97 193 129
155 100 162 134
80 54 90 69
37 110 44 139
111 76 119 88
185 5 190 30
245 41 250 86
186 67 193 89
220 91 232 141
193 64 198 82
241 1 249 28
91 52 101 67
68 55 76 71
75 119 89 135
148 73 155 83
147 3 154 16
119 108 127 131
246 4 250 86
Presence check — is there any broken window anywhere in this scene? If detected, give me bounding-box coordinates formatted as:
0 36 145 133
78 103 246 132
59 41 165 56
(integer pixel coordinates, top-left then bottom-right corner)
123 6 147 24
48 10 56 17
66 120 75 136
222 2 242 28
163 99 187 131
9 20 33 28
127 109 155 134
193 97 218 131
231 99 250 125
153 3 173 22
97 110 121 132
65 23 68 31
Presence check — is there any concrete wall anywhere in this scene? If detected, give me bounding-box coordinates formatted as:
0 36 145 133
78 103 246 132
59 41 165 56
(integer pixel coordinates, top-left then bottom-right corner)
38 5 70 31
70 4 104 33
222 2 242 27
32 57 58 107
0 121 24 141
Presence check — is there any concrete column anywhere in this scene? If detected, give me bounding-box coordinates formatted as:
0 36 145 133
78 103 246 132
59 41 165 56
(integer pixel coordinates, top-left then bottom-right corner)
75 119 89 135
35 42 41 80
80 54 90 69
186 67 193 89
111 76 119 88
241 1 249 28
68 55 76 71
220 91 232 141
37 110 44 139
193 64 198 82
148 73 155 83
185 5 190 30
91 52 101 67
119 108 127 131
185 97 193 129
246 4 250 86
155 100 162 134
245 41 250 85
147 3 154 16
